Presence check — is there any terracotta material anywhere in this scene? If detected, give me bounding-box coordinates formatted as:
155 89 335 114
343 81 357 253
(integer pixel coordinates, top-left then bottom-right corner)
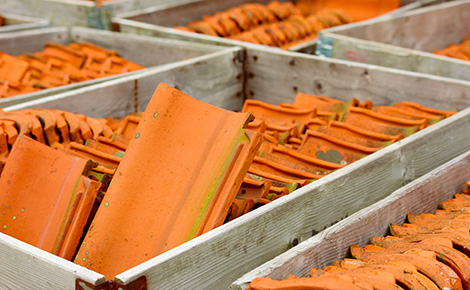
228 178 270 221
271 145 345 171
394 101 456 118
299 130 379 164
74 83 263 279
0 42 145 98
259 150 333 176
116 115 141 139
294 93 359 113
248 166 310 186
248 275 370 290
434 38 470 62
178 2 353 49
300 118 328 133
373 105 443 125
249 179 470 290
296 0 400 21
342 107 425 137
350 247 462 290
96 136 128 151
317 121 398 148
0 136 100 260
0 109 118 174
250 156 325 181
67 142 122 168
247 118 267 133
242 99 316 128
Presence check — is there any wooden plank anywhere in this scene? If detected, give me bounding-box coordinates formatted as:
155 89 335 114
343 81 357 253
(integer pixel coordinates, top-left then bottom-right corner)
0 26 225 108
326 1 470 51
0 13 49 33
317 1 470 81
0 0 95 27
0 27 68 55
0 232 105 289
6 48 244 118
232 146 470 289
245 48 470 110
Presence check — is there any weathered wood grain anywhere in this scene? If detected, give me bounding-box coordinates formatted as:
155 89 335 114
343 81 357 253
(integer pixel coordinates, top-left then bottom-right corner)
318 1 470 81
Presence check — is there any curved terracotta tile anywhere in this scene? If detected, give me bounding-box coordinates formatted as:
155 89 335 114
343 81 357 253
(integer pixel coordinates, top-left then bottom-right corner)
74 83 263 279
294 92 352 113
43 43 86 68
317 121 396 148
0 136 99 259
242 99 316 128
21 109 59 147
0 52 30 83
397 101 456 118
251 156 325 180
248 275 368 290
260 150 333 176
227 7 253 31
58 110 82 144
116 115 141 140
68 142 121 168
373 106 442 125
272 145 345 170
2 120 18 146
342 107 423 137
96 136 127 151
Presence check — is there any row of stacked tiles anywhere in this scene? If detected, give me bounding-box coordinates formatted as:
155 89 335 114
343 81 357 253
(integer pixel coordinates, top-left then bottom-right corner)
0 83 455 279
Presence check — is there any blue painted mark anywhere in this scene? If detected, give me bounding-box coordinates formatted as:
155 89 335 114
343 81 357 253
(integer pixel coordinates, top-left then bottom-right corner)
315 34 334 58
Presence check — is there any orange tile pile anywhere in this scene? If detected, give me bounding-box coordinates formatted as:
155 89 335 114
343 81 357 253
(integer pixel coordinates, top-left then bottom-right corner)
434 37 470 61
174 1 352 49
0 108 141 174
0 42 145 98
0 109 141 261
230 94 455 220
249 181 470 290
0 85 457 279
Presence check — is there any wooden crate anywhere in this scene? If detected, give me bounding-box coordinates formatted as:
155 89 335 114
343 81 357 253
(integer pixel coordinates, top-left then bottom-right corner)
4 46 470 289
231 146 470 289
112 0 433 53
316 0 470 81
0 26 224 108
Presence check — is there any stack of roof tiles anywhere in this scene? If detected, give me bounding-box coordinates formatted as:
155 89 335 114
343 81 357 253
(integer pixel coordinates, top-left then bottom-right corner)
0 84 456 280
434 37 470 61
174 1 352 49
249 181 470 290
0 42 144 98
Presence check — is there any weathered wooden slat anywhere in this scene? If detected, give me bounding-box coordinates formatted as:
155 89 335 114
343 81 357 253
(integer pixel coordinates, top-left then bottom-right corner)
0 232 105 289
246 48 470 111
232 144 470 289
0 13 49 33
317 0 470 81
